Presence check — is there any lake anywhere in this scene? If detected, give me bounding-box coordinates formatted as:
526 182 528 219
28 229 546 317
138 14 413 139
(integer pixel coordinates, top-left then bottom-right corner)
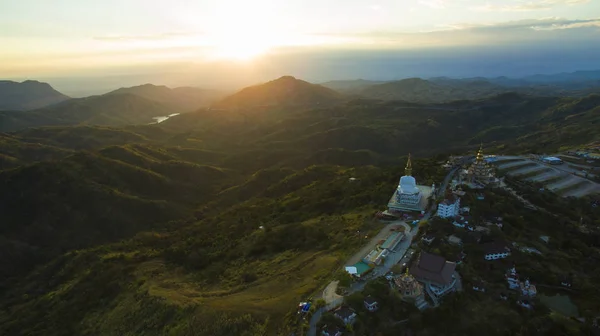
152 113 180 124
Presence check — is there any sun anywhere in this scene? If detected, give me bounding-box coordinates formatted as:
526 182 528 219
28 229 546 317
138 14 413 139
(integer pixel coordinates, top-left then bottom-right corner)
174 2 294 61
211 36 273 61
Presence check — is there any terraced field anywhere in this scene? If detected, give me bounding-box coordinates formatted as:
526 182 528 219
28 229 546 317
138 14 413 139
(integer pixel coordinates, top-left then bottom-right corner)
493 156 600 197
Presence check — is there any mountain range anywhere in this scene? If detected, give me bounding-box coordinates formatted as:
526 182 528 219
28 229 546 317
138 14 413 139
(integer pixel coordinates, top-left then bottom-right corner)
1 72 600 334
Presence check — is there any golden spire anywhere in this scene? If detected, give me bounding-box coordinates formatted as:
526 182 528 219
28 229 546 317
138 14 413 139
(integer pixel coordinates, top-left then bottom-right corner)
476 143 484 162
405 266 410 276
405 153 412 176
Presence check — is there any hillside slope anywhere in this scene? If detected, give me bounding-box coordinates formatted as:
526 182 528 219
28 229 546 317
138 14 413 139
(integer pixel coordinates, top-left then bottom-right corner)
0 80 70 110
0 148 230 282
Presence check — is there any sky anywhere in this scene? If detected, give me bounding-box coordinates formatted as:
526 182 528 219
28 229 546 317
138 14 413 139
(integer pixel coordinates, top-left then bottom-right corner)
1 0 599 95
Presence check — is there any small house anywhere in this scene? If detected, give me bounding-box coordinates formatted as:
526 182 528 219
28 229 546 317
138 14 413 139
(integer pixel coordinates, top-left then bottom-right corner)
561 275 573 288
472 281 486 292
363 296 379 312
422 234 436 245
483 242 511 260
334 306 357 324
518 300 533 309
322 325 343 336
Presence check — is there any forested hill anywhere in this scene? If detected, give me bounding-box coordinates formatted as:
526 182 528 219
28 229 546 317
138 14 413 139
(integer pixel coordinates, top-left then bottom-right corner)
0 89 599 335
0 80 70 110
214 75 344 108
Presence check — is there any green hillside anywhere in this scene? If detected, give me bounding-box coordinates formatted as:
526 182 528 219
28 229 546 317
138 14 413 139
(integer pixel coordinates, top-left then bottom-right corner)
0 80 599 335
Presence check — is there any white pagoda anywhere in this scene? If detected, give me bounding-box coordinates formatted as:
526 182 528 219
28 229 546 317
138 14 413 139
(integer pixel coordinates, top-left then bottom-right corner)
388 154 433 213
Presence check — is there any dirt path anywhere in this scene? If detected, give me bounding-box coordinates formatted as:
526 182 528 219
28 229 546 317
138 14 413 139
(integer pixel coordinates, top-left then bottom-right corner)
322 280 343 304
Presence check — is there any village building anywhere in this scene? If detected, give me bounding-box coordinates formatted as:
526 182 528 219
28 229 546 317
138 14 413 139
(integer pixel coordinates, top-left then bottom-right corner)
334 306 356 325
421 234 436 245
453 216 468 228
322 325 343 336
388 154 434 213
345 261 372 278
520 279 537 297
437 196 461 218
410 252 458 298
506 266 537 297
518 300 533 309
363 296 379 312
472 281 486 292
453 187 466 197
483 242 511 260
447 234 463 246
561 275 573 288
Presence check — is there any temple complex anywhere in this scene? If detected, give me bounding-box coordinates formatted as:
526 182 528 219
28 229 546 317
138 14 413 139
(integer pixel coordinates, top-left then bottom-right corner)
465 145 498 186
387 154 434 213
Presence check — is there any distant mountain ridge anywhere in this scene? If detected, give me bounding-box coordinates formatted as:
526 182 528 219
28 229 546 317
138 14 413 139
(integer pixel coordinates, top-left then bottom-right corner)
214 76 344 108
0 80 70 110
107 84 224 112
319 79 386 93
0 93 175 132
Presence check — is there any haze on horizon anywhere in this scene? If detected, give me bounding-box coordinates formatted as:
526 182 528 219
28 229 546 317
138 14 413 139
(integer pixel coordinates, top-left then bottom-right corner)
2 0 600 96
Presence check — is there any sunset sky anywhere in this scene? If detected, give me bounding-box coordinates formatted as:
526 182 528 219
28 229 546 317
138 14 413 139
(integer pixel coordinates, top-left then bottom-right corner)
2 0 599 93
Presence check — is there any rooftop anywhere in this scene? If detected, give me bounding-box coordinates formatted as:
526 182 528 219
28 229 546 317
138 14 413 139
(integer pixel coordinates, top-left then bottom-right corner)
482 242 510 255
364 295 378 305
335 306 356 319
410 252 456 286
440 197 459 206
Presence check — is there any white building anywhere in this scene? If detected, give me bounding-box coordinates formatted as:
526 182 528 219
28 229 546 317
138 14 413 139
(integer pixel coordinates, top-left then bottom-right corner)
542 156 563 165
483 242 511 260
437 197 461 218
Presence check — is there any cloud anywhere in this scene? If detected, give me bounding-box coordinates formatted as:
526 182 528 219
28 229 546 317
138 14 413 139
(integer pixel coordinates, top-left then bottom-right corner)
530 19 600 30
472 0 590 12
419 0 448 9
93 32 198 41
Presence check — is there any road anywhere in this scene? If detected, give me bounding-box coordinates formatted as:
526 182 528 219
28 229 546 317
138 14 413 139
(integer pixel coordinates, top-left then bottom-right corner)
306 166 459 336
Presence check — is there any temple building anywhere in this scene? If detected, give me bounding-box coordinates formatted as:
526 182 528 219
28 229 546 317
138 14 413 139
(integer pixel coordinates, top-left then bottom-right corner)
465 145 498 186
410 252 458 299
388 155 434 213
394 268 428 310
